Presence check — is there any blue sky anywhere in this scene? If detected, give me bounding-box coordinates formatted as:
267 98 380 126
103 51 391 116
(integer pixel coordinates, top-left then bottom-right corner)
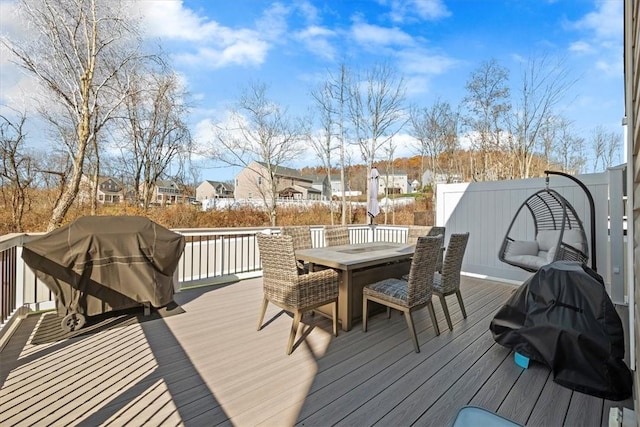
0 0 624 182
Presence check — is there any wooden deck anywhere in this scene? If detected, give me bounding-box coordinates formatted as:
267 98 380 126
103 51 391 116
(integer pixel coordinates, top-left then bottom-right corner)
0 276 632 426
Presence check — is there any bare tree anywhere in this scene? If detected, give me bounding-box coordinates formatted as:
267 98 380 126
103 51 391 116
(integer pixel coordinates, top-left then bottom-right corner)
310 81 339 225
555 118 586 174
603 131 622 169
507 55 576 178
348 62 406 221
0 113 37 232
408 98 457 190
212 81 304 226
316 63 352 225
462 59 511 181
382 140 397 225
2 0 142 230
115 69 192 209
539 115 560 170
590 125 621 172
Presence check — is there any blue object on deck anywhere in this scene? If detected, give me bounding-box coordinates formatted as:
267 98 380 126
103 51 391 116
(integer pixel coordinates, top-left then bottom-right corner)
452 406 523 427
514 351 530 368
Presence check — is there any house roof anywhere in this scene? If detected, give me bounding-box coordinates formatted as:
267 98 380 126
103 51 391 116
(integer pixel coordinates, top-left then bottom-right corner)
156 179 180 188
204 180 233 190
255 161 312 182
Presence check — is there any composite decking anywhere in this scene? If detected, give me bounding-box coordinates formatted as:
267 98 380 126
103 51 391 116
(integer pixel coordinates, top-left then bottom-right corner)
0 276 632 426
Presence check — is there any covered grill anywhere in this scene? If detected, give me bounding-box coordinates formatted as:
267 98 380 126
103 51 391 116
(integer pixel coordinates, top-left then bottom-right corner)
22 216 185 332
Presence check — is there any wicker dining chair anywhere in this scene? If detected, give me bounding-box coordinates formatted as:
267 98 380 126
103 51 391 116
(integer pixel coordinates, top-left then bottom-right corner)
324 226 350 247
281 226 313 273
256 233 339 355
429 227 446 272
433 232 470 331
362 235 443 353
407 226 446 272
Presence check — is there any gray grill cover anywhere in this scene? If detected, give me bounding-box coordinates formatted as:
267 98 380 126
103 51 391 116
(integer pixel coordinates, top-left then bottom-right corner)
22 216 185 317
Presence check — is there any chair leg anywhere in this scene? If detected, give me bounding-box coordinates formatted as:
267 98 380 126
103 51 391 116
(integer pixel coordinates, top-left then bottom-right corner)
257 297 269 331
438 294 453 331
427 301 440 336
287 310 303 355
456 290 467 318
403 310 420 353
362 297 369 332
386 307 391 319
332 299 338 336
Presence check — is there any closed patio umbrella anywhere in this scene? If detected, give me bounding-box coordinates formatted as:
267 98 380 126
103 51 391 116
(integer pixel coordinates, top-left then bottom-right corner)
368 167 380 223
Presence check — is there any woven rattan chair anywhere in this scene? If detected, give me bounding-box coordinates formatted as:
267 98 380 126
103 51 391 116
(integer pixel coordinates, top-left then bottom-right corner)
407 226 446 272
433 232 469 331
281 226 313 273
324 226 350 247
256 233 339 355
362 235 443 353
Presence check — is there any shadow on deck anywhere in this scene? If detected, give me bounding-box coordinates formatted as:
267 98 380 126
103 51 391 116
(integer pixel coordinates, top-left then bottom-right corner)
0 276 632 426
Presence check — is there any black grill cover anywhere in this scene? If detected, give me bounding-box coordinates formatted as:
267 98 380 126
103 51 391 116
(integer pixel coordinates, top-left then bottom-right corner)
22 216 185 317
490 261 632 400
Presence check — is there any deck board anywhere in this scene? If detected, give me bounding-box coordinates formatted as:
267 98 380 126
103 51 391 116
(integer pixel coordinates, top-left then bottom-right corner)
0 275 632 426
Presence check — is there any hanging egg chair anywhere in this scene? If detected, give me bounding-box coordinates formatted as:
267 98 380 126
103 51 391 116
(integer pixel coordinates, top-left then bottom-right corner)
498 184 590 273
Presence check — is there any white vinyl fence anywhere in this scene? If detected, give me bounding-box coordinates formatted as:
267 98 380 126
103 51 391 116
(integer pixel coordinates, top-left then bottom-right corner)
437 170 625 300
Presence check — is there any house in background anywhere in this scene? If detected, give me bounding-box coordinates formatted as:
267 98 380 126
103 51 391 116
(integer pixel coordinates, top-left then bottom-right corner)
422 170 463 187
330 174 362 198
196 180 234 201
78 175 125 204
234 161 323 201
377 170 408 195
140 179 186 205
308 174 331 200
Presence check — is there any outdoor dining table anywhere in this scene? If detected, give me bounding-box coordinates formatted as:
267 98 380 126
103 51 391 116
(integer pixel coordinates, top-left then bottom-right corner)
295 242 415 331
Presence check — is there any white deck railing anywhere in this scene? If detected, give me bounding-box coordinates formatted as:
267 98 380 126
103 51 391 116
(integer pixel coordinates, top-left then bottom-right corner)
0 224 409 338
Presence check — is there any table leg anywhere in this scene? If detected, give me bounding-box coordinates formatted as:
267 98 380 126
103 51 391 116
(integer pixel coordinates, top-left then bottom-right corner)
339 270 353 331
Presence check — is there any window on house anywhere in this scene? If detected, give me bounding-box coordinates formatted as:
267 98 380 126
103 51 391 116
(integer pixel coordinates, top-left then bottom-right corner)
257 177 262 185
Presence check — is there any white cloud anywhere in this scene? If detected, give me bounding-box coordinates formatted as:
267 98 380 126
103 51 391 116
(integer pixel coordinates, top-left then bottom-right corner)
133 1 286 69
351 21 414 47
173 38 270 69
396 49 457 75
572 1 621 41
385 0 451 23
569 41 592 53
132 0 220 41
295 25 337 60
296 1 320 24
564 1 622 84
256 3 290 40
595 59 623 77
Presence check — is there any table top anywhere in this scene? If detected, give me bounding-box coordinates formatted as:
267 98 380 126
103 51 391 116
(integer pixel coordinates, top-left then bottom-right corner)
296 242 415 271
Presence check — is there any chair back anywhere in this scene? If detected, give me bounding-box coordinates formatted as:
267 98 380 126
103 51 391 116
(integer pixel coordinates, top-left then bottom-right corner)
406 235 443 306
428 227 446 271
324 226 350 247
256 234 300 303
427 226 446 237
407 226 430 244
440 233 470 293
281 226 313 251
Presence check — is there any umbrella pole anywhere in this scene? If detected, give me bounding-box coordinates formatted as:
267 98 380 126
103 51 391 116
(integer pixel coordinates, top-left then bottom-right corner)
368 218 376 243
